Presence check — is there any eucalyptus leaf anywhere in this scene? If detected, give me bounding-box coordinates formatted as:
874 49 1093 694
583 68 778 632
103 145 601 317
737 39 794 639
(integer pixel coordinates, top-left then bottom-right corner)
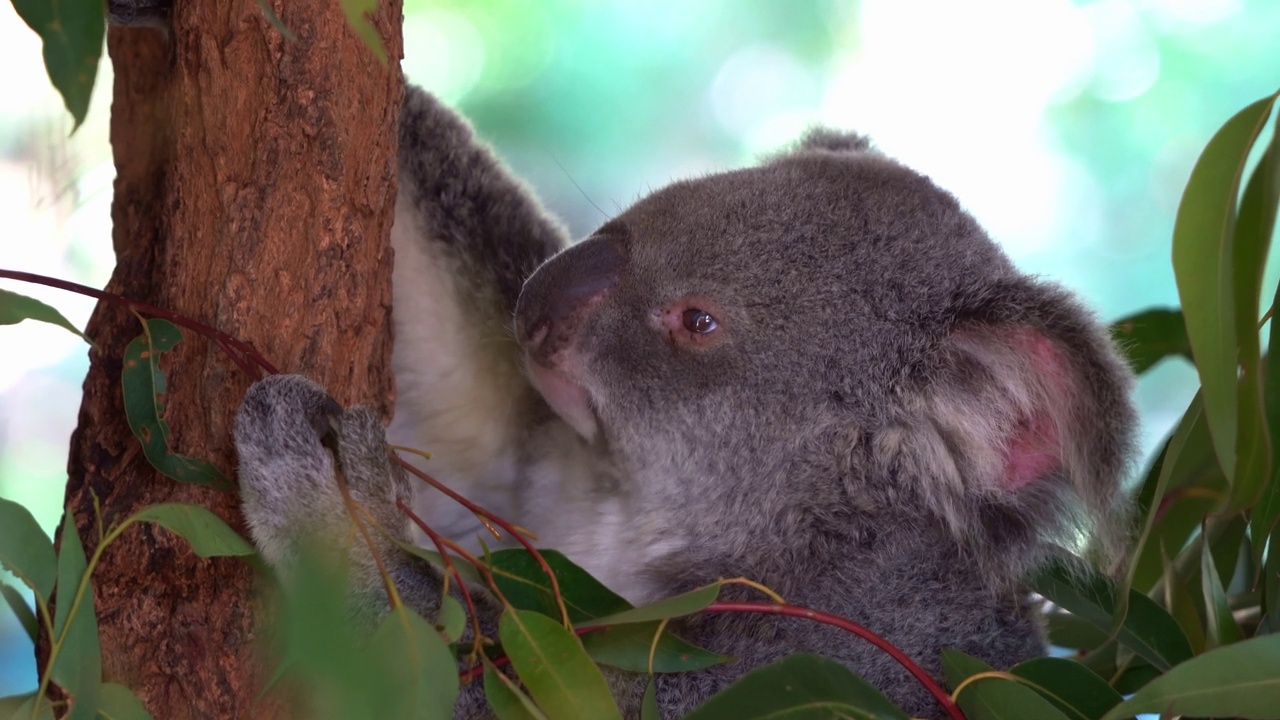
97 683 156 720
1109 308 1191 375
0 584 37 643
1027 559 1191 671
10 0 103 129
121 319 231 490
483 659 548 720
585 584 721 627
131 504 255 558
368 608 459 719
1172 91 1278 489
1101 634 1280 719
51 517 101 720
488 548 631 623
685 653 909 720
943 650 1072 720
0 289 92 345
499 609 623 720
581 621 731 673
338 0 387 62
1010 656 1123 720
0 497 57 603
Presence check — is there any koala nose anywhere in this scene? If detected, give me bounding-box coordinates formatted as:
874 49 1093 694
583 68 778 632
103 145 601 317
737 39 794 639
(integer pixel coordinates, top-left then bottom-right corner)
516 235 626 363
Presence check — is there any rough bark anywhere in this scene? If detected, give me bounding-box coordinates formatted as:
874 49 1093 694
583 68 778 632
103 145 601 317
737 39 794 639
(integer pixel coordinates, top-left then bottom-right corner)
46 2 404 717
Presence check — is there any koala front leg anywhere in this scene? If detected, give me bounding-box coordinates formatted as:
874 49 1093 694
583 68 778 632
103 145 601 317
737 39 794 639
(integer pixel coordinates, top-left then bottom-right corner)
235 374 452 628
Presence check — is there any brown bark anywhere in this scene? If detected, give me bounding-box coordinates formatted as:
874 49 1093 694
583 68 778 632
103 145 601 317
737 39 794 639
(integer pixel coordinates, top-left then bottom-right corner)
46 2 404 717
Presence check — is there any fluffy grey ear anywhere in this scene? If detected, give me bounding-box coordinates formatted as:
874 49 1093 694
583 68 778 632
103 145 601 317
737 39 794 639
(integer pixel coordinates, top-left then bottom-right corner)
876 280 1136 580
796 127 873 154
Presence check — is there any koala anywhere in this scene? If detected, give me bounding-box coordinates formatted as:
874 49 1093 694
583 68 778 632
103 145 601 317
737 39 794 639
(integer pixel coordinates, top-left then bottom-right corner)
233 86 1136 718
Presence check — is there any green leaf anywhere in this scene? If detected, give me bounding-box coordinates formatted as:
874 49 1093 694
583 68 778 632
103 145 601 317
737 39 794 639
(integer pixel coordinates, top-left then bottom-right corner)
499 609 623 720
0 497 57 603
1256 283 1280 569
685 653 910 720
640 679 660 720
253 0 298 41
1173 91 1278 489
2 693 52 720
0 584 37 643
130 504 255 558
367 608 459 719
51 516 102 720
437 594 467 643
121 319 230 491
0 289 93 345
339 0 387 62
581 621 731 673
1026 559 1192 671
96 683 155 720
1160 542 1206 655
483 659 548 720
1200 521 1243 648
488 549 631 623
1009 657 1123 720
585 584 721 627
1101 634 1280 719
1045 609 1107 651
942 650 1072 720
1121 394 1218 606
10 0 104 129
1109 308 1191 375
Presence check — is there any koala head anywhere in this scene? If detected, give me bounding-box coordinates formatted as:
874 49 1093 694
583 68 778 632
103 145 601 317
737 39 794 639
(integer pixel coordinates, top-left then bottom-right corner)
514 131 1135 581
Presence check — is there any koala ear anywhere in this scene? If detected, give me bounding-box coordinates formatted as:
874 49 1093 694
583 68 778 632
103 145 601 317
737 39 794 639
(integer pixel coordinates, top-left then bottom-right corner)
796 127 873 154
877 281 1135 579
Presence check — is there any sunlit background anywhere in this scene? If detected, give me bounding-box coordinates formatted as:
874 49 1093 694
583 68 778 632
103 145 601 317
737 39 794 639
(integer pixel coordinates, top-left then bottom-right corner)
2 0 1277 697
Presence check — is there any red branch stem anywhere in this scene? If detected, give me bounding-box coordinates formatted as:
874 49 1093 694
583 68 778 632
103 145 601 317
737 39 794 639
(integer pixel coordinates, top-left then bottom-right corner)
704 601 965 720
0 268 278 377
393 456 570 625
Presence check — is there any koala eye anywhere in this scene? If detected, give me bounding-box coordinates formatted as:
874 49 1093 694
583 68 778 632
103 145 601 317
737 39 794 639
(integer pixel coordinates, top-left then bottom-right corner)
682 308 718 334
659 297 726 349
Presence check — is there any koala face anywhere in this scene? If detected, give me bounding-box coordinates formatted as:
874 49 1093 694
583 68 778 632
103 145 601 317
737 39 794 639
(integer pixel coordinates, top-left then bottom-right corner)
514 138 1133 570
518 145 1005 458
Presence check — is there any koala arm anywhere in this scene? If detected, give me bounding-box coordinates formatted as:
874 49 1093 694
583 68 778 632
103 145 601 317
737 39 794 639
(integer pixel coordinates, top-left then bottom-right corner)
388 88 569 535
235 374 500 719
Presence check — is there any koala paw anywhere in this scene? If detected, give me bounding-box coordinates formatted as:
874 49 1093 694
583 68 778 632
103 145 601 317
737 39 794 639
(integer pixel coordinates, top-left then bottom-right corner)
106 0 172 28
235 375 410 565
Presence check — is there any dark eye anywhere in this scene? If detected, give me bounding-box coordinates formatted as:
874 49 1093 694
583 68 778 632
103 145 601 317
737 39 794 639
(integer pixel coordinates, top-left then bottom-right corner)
682 308 718 334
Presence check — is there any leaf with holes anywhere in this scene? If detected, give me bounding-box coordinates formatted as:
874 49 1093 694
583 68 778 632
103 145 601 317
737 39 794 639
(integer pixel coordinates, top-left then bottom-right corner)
122 319 231 490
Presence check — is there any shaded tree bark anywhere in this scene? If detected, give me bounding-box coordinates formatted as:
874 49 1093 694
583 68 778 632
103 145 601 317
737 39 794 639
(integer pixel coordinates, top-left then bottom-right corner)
44 2 404 717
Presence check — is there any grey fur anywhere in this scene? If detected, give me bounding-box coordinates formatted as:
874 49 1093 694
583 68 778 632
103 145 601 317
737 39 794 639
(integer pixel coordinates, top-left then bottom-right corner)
236 85 1136 719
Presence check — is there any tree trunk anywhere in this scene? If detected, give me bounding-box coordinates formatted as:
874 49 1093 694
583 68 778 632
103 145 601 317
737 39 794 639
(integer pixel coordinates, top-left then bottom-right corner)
46 2 403 717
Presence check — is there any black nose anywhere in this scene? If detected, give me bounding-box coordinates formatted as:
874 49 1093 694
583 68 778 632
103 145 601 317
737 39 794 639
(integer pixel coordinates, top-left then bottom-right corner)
515 236 626 362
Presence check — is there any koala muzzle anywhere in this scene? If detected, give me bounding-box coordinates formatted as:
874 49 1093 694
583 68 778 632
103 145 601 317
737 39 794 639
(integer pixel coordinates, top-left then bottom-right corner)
515 235 626 364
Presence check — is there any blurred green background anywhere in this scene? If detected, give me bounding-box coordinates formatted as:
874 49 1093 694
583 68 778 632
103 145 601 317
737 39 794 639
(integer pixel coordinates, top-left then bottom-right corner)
1 0 1277 696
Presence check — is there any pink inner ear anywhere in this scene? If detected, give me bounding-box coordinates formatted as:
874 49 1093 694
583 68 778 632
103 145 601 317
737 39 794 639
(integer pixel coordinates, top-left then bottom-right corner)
1003 413 1060 489
1000 329 1070 490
